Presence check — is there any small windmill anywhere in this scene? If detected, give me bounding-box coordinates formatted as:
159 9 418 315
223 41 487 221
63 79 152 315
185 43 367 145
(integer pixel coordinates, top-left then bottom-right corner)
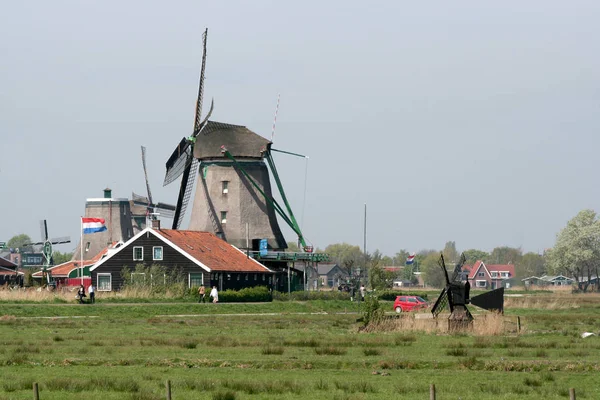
431 253 505 331
24 220 71 286
132 146 176 224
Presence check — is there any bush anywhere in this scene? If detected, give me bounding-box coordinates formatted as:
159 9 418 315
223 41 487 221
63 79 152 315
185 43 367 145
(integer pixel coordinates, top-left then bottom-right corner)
376 290 428 301
272 290 350 301
218 286 272 303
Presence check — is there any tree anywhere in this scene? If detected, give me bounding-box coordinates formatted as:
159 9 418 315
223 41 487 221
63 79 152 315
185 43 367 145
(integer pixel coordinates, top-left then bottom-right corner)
394 250 410 266
368 265 395 290
7 234 33 252
463 249 489 265
547 209 600 292
286 242 300 253
442 241 459 264
518 252 546 280
324 243 364 276
420 252 446 288
489 246 522 265
52 251 73 266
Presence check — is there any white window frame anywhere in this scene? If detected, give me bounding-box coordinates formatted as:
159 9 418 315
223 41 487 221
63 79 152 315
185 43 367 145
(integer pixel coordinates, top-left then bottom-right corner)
222 181 229 194
133 246 143 261
153 246 163 261
477 272 485 277
97 273 112 291
501 272 509 278
490 272 499 278
188 273 204 288
476 280 487 288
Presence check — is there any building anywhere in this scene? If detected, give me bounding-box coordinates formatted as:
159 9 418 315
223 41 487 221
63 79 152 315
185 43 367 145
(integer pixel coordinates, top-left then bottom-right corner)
89 222 273 292
522 275 574 287
0 256 23 286
466 260 515 290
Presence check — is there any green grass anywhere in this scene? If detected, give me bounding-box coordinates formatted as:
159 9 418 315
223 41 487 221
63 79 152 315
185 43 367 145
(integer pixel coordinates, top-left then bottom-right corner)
0 294 599 399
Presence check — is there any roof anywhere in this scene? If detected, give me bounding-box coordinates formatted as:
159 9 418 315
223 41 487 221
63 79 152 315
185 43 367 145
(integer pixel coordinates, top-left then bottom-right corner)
0 256 17 269
467 261 515 279
91 228 272 273
0 266 23 276
193 121 271 159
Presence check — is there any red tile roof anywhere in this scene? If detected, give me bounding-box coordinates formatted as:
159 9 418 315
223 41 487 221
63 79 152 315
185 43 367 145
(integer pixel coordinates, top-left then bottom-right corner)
32 245 112 278
154 229 271 273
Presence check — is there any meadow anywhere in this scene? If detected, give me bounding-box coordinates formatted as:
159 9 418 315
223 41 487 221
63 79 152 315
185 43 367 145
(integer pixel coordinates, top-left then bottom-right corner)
0 290 599 399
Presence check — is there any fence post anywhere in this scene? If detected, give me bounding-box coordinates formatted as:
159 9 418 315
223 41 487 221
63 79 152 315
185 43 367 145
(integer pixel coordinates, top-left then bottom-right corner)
430 383 436 400
166 380 171 400
517 316 521 332
33 382 39 400
570 388 576 400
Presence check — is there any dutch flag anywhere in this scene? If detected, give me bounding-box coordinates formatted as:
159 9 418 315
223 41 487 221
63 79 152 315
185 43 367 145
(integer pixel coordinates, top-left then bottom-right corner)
406 253 416 265
82 218 107 234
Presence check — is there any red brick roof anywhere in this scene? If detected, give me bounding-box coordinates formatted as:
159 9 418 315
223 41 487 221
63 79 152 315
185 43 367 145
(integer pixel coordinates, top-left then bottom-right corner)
153 229 271 273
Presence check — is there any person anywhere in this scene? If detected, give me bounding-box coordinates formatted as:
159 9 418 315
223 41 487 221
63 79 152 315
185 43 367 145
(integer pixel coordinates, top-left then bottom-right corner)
210 286 219 303
77 285 86 304
198 286 206 303
360 284 366 301
88 283 95 304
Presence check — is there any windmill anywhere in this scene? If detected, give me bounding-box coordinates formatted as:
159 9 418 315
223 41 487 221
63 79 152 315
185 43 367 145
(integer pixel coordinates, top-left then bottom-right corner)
132 146 176 225
24 220 71 287
163 29 310 253
431 253 505 331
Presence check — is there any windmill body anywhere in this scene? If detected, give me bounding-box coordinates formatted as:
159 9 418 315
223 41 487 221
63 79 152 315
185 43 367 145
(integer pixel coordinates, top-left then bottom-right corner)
188 121 286 249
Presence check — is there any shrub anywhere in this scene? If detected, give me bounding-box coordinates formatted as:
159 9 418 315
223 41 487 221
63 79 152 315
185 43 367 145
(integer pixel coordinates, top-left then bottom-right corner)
272 290 349 301
218 286 272 303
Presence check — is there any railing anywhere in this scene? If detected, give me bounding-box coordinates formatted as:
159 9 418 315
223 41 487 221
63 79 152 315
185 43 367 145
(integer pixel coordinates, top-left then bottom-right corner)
247 251 329 263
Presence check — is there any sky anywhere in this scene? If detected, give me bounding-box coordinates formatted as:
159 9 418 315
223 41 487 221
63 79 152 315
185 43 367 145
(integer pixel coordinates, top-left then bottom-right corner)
1 1 599 257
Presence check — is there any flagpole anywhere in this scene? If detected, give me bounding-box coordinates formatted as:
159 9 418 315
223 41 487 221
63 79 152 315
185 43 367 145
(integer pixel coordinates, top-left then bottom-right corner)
80 217 83 285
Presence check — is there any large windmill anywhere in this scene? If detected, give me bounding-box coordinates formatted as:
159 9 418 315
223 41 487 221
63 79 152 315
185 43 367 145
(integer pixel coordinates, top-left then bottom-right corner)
163 29 308 252
24 220 71 286
431 253 505 331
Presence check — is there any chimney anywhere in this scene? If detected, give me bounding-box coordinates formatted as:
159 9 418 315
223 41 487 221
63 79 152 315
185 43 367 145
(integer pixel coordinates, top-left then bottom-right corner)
152 219 161 230
103 188 112 199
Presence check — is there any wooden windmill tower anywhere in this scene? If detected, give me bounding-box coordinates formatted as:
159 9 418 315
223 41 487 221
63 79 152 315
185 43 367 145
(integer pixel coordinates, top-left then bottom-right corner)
163 29 308 252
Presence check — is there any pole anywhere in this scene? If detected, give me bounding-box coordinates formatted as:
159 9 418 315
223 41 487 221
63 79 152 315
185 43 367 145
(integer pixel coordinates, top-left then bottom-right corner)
430 383 436 400
33 382 39 400
363 203 367 255
569 388 575 400
287 265 291 297
246 222 249 258
166 380 172 400
80 217 84 285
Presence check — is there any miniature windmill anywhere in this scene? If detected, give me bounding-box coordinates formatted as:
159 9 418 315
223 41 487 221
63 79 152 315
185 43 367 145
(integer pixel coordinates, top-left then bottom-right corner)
431 253 505 331
132 146 176 224
163 29 308 252
24 220 71 286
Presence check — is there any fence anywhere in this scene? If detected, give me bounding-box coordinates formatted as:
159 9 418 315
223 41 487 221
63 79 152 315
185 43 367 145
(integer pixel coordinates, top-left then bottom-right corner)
31 381 580 399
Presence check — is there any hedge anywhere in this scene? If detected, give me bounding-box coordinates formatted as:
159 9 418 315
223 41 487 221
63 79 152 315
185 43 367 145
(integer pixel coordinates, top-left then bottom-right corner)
272 290 350 301
217 286 273 303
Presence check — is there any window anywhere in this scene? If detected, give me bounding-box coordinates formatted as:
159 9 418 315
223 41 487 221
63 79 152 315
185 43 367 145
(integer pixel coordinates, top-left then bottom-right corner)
97 273 112 291
477 272 485 277
476 280 487 288
131 273 146 285
262 274 265 281
254 274 257 281
501 272 509 278
222 181 229 194
237 274 240 281
153 246 163 261
221 211 227 224
133 246 143 261
245 274 248 281
189 273 203 288
491 272 498 278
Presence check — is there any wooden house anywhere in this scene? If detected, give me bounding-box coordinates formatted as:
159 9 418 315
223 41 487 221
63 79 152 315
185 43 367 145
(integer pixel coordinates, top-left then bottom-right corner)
89 223 273 292
466 260 515 290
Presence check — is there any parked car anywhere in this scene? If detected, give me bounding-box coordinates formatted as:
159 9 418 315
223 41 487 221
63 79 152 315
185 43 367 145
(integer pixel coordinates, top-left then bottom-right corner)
393 296 428 313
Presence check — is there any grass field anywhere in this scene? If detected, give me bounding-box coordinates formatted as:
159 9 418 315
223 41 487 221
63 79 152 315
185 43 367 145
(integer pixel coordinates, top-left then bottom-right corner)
1 292 600 399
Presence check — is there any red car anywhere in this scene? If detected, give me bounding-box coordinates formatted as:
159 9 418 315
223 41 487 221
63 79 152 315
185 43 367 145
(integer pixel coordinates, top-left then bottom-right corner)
393 296 428 313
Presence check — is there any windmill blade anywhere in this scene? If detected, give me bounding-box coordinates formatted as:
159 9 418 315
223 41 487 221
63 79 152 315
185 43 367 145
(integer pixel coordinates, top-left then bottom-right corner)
193 28 208 132
154 208 175 219
438 254 451 286
192 98 214 137
164 138 194 186
470 287 504 313
132 192 150 205
450 253 467 282
49 237 71 245
171 158 198 229
40 220 49 241
141 146 154 207
431 288 449 318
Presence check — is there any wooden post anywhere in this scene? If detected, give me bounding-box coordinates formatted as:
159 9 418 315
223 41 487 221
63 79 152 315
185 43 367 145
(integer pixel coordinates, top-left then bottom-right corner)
517 316 521 332
166 380 171 400
33 382 39 400
570 388 576 400
430 383 436 400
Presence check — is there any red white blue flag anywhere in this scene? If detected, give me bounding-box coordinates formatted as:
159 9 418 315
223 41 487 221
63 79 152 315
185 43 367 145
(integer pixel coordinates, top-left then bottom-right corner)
406 253 416 265
82 218 107 234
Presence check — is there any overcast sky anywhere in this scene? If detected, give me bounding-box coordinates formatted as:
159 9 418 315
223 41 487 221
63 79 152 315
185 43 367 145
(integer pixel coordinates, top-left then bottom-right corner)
1 1 599 257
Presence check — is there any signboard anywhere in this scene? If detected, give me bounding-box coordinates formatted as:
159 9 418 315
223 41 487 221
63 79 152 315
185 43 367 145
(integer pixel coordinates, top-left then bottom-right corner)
21 253 45 266
259 239 268 256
